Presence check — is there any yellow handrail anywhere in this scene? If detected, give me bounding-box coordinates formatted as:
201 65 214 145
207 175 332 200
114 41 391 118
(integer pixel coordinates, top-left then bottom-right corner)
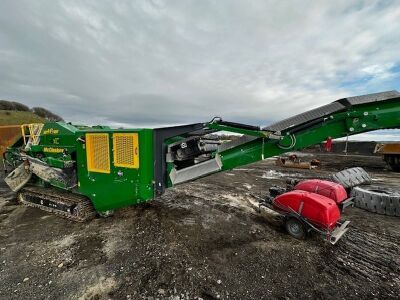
20 123 44 146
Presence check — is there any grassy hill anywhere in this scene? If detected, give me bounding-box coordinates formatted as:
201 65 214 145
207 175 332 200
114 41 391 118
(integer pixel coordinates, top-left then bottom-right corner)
0 110 46 126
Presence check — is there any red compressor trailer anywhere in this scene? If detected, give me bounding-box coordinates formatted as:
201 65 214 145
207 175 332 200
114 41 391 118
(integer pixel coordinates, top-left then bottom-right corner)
259 183 350 244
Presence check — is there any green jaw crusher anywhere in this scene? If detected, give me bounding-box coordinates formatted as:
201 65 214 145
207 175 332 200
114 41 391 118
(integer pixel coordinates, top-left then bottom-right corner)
3 91 400 221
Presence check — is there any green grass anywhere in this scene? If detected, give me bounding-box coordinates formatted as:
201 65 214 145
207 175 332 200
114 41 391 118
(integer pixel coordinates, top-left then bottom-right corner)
0 110 45 126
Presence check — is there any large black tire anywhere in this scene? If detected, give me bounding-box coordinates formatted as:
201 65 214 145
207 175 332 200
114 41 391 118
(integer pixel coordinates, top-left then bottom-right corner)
350 186 400 217
331 167 371 188
285 217 307 240
384 154 400 172
390 164 400 172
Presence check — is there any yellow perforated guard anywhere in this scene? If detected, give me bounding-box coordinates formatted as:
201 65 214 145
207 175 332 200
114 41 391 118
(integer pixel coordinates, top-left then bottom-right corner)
86 133 110 173
113 133 139 169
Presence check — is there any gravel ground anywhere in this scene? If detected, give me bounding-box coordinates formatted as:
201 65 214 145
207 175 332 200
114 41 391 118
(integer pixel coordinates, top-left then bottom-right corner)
0 153 399 300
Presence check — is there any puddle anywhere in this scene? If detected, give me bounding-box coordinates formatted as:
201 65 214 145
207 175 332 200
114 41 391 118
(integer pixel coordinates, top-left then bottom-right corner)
243 183 252 190
261 170 303 179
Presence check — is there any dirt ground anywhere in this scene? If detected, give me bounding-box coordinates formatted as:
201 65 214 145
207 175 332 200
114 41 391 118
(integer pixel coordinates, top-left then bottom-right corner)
0 153 399 300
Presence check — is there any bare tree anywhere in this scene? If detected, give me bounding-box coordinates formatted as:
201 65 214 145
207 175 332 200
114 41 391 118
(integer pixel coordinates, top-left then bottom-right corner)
31 107 64 121
0 100 29 111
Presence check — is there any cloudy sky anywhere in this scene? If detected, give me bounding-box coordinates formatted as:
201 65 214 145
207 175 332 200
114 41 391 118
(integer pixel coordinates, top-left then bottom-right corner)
1 0 399 140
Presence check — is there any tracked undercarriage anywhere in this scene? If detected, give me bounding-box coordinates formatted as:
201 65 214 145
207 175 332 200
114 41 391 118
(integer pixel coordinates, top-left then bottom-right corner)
18 186 96 222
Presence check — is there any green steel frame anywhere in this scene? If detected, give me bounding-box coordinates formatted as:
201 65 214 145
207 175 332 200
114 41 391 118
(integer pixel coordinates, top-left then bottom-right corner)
4 91 400 212
212 98 400 171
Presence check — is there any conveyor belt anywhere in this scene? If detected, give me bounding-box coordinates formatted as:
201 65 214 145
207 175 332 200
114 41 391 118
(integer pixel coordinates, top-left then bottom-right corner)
264 90 400 133
343 90 400 106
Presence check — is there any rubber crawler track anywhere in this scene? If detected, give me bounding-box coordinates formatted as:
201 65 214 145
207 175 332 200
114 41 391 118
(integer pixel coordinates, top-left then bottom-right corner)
18 186 96 222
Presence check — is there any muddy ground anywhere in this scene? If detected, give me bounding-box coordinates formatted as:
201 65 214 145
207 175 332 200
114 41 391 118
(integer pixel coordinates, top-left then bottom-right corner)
0 153 399 300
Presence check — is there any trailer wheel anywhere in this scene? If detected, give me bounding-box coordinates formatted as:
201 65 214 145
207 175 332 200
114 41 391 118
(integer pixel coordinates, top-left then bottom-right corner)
285 217 306 240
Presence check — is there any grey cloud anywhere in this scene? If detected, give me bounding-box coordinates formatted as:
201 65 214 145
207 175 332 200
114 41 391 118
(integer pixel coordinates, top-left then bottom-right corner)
0 0 399 140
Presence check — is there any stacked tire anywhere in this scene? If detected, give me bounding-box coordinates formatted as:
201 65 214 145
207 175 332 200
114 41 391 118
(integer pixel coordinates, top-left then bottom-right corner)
332 167 400 217
351 186 400 217
331 167 371 188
